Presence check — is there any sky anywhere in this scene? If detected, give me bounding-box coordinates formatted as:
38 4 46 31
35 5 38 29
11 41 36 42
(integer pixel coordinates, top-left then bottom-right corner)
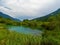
0 0 60 20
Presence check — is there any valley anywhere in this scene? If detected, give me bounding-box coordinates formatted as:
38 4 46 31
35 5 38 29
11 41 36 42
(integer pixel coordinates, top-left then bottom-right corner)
0 8 60 45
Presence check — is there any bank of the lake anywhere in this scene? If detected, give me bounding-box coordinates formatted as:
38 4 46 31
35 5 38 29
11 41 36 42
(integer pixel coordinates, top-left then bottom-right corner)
0 28 42 45
8 26 42 35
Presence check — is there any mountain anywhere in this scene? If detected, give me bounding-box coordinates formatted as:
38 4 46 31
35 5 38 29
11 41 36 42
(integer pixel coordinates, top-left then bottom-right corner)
33 8 60 21
0 12 20 21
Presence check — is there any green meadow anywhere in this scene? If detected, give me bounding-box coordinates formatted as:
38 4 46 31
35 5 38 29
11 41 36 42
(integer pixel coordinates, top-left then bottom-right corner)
0 24 41 45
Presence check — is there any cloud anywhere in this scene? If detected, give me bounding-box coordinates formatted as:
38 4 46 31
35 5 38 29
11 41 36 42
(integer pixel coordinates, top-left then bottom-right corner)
0 6 17 17
0 0 60 20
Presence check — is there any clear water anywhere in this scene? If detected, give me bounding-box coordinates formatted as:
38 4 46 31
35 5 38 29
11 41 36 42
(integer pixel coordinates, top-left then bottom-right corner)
8 26 42 35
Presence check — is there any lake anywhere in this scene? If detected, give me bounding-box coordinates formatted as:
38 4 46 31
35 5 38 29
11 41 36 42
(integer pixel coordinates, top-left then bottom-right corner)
8 26 42 35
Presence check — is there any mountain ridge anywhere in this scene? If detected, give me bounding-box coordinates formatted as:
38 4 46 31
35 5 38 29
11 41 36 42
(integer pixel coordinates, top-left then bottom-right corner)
33 8 60 21
0 12 20 21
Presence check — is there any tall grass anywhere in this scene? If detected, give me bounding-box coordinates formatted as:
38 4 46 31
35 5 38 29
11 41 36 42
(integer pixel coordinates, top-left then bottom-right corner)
0 25 42 45
6 31 41 45
0 23 60 45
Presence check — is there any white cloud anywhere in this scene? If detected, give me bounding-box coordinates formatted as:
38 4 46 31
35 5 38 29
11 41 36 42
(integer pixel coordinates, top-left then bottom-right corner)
0 6 17 17
0 0 60 20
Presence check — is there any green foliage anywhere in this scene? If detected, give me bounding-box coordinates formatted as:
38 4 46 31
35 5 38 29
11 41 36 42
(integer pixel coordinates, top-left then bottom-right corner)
0 25 41 45
41 22 56 30
0 16 20 26
40 12 60 45
19 9 60 45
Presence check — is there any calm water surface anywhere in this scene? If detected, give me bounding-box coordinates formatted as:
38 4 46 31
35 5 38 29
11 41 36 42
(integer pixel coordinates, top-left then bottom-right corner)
8 26 42 35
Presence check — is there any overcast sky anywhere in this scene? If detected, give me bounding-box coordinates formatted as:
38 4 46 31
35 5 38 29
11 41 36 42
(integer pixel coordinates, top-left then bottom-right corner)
0 0 60 20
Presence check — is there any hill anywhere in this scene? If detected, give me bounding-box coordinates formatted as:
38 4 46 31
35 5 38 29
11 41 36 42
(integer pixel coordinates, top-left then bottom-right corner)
0 12 20 25
0 12 20 21
33 8 60 21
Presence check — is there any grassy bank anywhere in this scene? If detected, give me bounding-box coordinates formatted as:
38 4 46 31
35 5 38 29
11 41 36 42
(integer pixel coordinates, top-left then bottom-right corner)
0 25 41 45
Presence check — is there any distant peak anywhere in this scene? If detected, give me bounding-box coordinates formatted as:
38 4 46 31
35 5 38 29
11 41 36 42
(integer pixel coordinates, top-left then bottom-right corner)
0 12 2 13
0 12 6 15
54 8 60 13
57 8 60 11
0 12 4 14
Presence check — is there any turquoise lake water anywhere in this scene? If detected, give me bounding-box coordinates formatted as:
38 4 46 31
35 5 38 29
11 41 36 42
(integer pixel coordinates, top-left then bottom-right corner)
8 26 42 35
